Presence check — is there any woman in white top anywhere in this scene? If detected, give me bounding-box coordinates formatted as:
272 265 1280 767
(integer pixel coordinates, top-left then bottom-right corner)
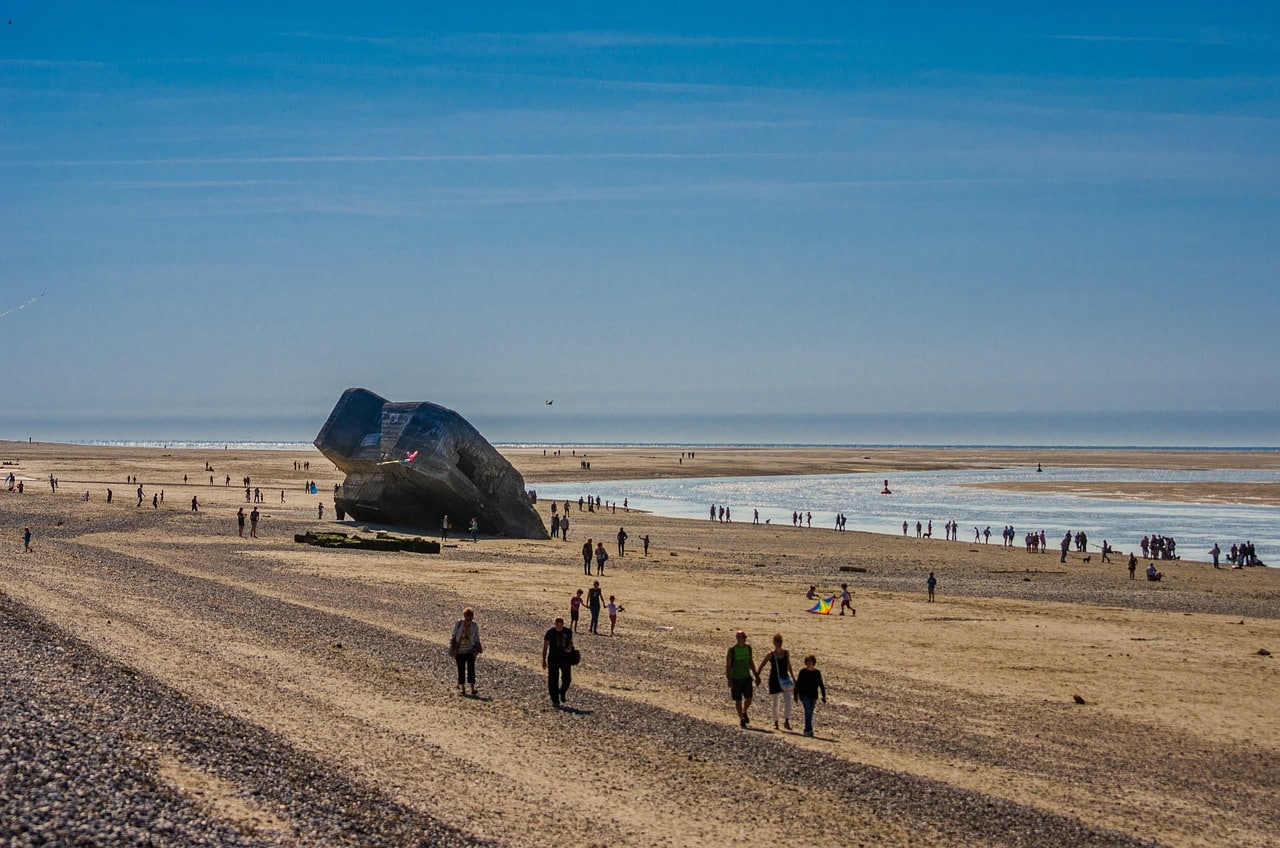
450 607 483 695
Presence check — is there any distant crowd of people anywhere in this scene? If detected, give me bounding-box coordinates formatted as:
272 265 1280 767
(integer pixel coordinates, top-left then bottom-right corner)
1141 534 1177 560
1228 540 1261 567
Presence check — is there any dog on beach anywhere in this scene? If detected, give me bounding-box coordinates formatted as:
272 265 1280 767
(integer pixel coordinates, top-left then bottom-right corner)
1082 556 1091 563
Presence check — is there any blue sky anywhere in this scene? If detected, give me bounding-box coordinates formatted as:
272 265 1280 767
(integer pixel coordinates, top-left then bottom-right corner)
2 2 1278 438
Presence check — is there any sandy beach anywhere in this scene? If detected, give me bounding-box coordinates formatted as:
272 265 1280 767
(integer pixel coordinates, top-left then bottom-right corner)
2 441 1277 847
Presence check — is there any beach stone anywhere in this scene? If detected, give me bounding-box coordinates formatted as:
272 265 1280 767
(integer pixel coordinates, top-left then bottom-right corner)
315 388 548 539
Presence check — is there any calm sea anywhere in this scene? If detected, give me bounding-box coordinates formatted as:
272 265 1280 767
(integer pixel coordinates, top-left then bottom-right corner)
5 410 1280 449
533 467 1279 565
5 410 1274 563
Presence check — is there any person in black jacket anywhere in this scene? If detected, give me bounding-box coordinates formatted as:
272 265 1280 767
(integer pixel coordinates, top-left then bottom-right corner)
542 617 575 706
793 654 827 737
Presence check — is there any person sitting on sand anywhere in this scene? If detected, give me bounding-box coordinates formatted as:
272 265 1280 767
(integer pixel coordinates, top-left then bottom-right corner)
806 585 818 600
1146 563 1163 582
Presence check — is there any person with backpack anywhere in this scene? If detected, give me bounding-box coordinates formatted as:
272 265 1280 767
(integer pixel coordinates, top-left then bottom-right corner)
542 616 576 707
449 607 483 696
725 630 761 728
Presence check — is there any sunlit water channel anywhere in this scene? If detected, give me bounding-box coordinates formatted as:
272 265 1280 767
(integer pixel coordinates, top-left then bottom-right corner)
534 466 1278 562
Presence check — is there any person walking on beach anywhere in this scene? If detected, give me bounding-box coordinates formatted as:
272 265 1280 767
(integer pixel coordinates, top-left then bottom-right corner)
1210 543 1221 568
22 527 31 553
607 596 619 636
1128 552 1138 580
616 526 627 557
559 513 569 540
569 589 584 633
237 507 246 537
191 496 199 512
793 654 827 737
469 517 479 543
441 514 450 541
587 581 604 634
595 541 609 575
756 633 795 731
726 630 760 728
541 616 575 706
582 539 593 575
249 507 259 538
449 607 482 696
1060 531 1072 563
927 571 937 602
642 534 650 556
839 583 855 617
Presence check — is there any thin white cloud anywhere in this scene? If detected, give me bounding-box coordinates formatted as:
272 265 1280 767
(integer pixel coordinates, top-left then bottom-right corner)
1046 33 1231 46
2 152 809 168
79 180 300 189
287 29 839 50
0 58 108 68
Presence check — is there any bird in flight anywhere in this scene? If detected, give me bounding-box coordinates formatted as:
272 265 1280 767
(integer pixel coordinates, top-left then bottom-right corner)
545 400 554 405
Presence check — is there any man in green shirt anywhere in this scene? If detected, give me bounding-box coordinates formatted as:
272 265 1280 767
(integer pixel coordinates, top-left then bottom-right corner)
725 630 761 728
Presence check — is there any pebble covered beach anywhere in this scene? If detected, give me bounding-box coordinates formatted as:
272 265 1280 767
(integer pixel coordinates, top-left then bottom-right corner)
2 442 1277 847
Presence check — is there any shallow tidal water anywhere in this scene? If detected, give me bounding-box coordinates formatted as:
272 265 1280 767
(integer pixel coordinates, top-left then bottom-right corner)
535 466 1279 562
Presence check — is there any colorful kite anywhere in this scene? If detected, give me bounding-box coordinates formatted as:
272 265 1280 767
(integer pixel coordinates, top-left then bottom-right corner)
377 450 419 466
807 596 835 615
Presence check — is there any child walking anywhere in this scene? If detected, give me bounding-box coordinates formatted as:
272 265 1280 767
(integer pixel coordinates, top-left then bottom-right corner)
839 583 855 616
793 654 827 737
607 595 619 635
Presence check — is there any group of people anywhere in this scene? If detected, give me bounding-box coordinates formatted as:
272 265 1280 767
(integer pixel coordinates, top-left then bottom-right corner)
725 631 827 737
236 506 261 538
899 519 963 541
440 515 480 543
1226 541 1261 567
806 583 856 616
573 495 627 513
1140 534 1178 561
581 539 608 574
548 507 570 539
448 608 580 707
569 582 618 635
